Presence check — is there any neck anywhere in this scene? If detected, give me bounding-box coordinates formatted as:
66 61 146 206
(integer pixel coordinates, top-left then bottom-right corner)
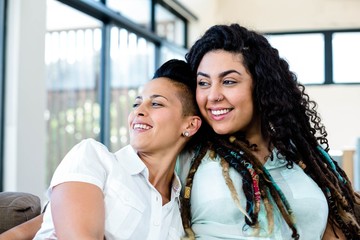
245 122 271 164
137 150 178 205
250 142 271 164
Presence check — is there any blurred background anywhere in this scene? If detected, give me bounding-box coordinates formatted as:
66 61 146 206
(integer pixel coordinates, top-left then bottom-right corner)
0 0 359 204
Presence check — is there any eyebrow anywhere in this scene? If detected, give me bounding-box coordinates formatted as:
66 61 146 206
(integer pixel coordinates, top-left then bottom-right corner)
197 69 242 79
135 94 168 101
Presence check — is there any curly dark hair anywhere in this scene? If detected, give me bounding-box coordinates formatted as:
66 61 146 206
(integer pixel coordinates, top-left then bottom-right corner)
181 23 360 239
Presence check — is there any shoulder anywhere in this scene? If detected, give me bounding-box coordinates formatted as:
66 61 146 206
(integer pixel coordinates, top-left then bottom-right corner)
74 138 109 153
49 139 115 191
57 138 116 173
64 138 113 161
176 149 218 184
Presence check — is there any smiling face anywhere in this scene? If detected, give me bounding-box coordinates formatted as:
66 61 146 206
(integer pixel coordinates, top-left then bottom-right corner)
128 77 191 153
196 50 258 135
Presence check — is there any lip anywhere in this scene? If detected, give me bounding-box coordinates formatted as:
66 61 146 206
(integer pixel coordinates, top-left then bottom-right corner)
208 107 232 121
131 121 153 131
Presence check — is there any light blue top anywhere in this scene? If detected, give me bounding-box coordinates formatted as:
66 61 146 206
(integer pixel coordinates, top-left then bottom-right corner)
177 149 328 239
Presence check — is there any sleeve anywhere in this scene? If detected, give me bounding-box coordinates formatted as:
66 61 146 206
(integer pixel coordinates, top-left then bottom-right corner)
48 138 112 196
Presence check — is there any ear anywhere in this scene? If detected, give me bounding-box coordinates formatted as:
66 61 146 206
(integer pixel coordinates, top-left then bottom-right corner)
184 116 202 137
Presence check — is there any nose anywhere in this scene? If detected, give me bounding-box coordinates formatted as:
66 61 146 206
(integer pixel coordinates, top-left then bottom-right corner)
133 104 146 117
208 84 223 102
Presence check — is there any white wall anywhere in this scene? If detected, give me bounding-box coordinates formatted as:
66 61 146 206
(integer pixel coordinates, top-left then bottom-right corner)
212 0 360 32
306 85 360 151
3 0 47 202
180 0 360 44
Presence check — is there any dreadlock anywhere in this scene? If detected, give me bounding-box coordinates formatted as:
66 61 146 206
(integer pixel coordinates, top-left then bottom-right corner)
181 23 360 239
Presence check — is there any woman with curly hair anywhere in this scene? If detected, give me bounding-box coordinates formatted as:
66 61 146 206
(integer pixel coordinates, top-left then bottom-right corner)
179 23 360 239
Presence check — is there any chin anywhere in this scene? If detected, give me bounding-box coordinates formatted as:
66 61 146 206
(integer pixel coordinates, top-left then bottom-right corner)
213 127 230 135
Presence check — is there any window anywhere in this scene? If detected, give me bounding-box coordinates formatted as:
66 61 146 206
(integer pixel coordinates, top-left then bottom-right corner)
266 30 360 85
107 0 151 30
101 0 192 48
44 0 192 181
333 32 360 83
155 3 185 47
46 0 102 181
267 34 325 84
109 27 155 151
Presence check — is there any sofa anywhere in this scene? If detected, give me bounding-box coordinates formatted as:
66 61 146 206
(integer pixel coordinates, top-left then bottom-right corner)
0 192 41 234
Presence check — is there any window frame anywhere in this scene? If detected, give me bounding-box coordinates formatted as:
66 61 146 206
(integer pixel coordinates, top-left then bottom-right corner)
155 0 197 48
0 0 7 191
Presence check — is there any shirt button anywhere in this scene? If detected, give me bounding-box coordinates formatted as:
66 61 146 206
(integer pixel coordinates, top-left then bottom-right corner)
153 220 160 226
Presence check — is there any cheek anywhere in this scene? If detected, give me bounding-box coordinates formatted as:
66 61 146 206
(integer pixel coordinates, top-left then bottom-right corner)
196 89 205 106
127 113 134 127
237 96 255 121
233 89 252 106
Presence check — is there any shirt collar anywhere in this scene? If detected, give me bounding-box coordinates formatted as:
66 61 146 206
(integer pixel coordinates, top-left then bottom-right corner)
114 145 147 175
115 145 182 199
263 148 288 170
172 171 182 198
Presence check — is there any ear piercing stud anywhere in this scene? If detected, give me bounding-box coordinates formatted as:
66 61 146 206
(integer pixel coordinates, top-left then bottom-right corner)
183 131 190 137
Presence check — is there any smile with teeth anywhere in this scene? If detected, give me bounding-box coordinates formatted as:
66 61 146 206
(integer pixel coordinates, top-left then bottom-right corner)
211 108 231 116
133 123 151 130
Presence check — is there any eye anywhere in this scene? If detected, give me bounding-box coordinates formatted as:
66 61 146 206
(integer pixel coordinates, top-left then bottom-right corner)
152 102 163 107
223 79 237 85
197 79 210 87
132 103 140 108
132 99 142 108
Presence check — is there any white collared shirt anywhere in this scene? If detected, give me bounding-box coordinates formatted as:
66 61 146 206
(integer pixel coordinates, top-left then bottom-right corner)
34 138 184 240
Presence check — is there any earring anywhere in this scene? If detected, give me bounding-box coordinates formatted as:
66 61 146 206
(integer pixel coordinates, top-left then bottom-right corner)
183 131 190 137
269 122 275 133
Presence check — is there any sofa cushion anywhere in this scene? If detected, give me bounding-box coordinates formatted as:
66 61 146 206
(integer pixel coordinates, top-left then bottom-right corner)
0 192 41 233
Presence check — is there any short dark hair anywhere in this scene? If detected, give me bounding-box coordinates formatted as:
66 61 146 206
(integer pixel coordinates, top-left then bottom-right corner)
153 59 199 116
